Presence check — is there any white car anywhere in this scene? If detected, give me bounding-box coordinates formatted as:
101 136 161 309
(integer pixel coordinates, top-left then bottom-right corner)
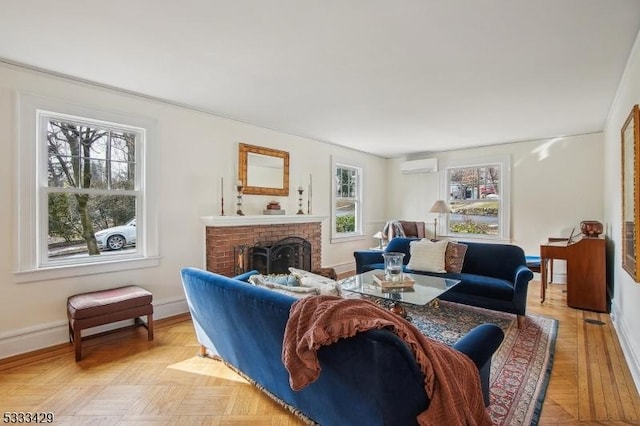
95 219 137 250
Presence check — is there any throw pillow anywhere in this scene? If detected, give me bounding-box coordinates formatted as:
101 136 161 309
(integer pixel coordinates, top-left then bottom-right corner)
288 267 335 284
444 241 468 273
407 239 448 273
248 274 319 298
248 273 299 287
288 267 342 297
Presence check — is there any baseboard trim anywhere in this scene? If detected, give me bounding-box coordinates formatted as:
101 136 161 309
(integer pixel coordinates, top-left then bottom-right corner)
0 297 189 361
611 299 640 395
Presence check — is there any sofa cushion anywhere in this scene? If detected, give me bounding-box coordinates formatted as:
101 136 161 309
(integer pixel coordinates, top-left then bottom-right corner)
413 271 514 301
460 242 526 282
445 242 468 273
407 239 448 273
288 267 342 296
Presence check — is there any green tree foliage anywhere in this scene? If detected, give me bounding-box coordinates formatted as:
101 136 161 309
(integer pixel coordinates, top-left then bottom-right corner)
48 193 79 242
336 214 355 233
450 201 499 216
450 220 492 234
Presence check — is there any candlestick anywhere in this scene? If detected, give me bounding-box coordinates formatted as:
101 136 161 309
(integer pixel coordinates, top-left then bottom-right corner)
220 177 225 216
236 181 244 216
297 187 305 215
307 174 312 214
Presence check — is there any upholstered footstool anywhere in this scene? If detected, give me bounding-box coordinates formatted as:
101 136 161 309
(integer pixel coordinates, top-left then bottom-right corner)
67 285 153 361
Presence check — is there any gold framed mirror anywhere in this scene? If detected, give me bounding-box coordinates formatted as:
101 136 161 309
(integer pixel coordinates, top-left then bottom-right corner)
621 104 640 282
239 143 290 196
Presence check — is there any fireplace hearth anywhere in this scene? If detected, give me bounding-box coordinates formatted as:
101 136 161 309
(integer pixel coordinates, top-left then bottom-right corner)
247 236 311 275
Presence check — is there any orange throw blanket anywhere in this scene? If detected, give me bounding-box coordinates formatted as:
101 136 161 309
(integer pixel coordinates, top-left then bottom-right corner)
282 296 493 426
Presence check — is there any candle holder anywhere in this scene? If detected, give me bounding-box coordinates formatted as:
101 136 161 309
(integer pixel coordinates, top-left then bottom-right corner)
220 177 225 216
297 188 305 215
236 182 245 216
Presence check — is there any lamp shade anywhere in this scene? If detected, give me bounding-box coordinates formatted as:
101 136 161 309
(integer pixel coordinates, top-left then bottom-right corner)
429 200 451 214
373 231 384 239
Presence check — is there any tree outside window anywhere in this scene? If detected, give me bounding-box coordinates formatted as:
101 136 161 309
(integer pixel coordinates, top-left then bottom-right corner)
43 113 140 261
447 165 501 236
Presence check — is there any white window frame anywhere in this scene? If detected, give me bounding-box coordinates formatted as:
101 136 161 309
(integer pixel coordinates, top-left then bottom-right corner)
14 94 159 283
443 155 511 241
331 157 364 242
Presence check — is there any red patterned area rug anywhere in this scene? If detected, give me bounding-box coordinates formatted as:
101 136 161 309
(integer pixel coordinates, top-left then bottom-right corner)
401 301 558 426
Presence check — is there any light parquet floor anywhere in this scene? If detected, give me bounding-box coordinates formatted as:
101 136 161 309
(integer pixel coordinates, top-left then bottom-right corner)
0 316 304 425
527 281 640 425
0 280 639 425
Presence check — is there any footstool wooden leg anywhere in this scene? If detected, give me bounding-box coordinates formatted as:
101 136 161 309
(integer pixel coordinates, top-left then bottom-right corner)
74 327 82 362
147 314 154 341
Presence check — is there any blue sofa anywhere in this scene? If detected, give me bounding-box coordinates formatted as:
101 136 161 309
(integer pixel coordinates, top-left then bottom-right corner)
354 238 534 326
180 267 504 426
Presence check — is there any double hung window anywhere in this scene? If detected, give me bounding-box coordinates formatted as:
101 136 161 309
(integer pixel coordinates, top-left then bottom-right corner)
331 161 363 240
445 157 510 240
44 112 140 261
16 95 158 282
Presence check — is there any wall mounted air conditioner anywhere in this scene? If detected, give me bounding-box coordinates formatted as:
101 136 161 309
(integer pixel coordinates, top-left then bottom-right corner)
400 158 438 174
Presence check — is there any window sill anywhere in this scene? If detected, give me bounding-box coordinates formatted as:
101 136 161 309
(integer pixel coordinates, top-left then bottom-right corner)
14 256 161 283
331 234 366 244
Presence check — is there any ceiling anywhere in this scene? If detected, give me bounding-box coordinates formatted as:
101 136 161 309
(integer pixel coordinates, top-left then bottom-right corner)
2 1 640 158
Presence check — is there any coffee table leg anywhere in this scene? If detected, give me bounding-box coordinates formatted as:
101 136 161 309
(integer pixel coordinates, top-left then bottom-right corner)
389 302 407 318
428 298 440 308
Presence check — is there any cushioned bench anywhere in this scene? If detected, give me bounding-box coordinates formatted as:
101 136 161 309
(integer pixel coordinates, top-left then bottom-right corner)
67 285 153 361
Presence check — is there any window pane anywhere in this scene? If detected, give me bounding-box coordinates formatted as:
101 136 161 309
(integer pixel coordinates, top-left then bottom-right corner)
111 132 136 163
87 158 108 189
448 165 500 236
336 200 356 233
88 133 109 161
47 119 136 190
48 193 136 260
111 161 135 190
48 156 77 188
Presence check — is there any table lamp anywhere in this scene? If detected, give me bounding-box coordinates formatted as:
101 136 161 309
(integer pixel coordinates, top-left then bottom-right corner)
373 231 384 249
429 200 451 240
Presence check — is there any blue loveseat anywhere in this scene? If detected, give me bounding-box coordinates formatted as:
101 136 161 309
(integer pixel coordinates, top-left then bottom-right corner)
354 238 534 326
180 267 504 426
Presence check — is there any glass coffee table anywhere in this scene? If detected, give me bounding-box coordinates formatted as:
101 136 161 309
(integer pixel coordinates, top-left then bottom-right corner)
340 269 461 317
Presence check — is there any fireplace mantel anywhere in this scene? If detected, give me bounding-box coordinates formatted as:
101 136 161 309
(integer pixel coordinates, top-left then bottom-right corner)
200 215 326 227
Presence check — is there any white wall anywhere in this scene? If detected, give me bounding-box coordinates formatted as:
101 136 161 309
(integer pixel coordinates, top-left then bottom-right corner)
386 133 605 260
0 63 387 358
603 30 640 390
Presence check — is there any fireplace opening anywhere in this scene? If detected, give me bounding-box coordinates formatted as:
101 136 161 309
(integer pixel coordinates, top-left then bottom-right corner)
246 236 311 275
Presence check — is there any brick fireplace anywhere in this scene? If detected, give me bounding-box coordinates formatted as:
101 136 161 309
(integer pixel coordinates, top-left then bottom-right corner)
202 215 325 277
